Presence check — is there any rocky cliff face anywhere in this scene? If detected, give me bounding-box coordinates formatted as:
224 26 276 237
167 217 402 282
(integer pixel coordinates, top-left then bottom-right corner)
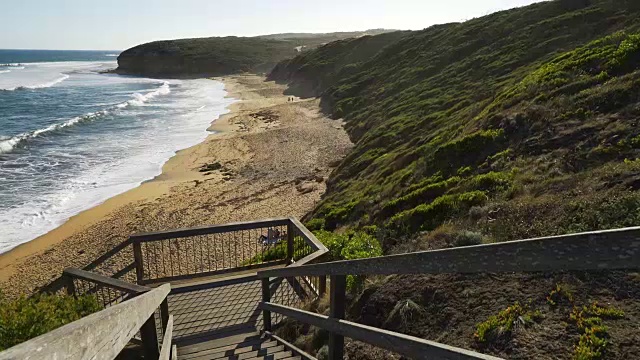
115 37 299 78
116 31 397 78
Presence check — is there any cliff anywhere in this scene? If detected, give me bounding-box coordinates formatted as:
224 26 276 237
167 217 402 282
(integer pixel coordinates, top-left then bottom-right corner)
116 30 396 78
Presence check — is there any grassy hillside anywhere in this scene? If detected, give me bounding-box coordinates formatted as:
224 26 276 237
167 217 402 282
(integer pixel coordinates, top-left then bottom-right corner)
116 30 396 77
270 0 640 246
268 1 640 358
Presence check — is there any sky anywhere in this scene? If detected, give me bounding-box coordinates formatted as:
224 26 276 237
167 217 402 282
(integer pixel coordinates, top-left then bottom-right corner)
0 0 546 51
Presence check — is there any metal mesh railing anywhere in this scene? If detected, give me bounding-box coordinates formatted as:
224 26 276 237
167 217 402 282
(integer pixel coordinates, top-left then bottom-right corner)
68 276 134 308
132 220 292 284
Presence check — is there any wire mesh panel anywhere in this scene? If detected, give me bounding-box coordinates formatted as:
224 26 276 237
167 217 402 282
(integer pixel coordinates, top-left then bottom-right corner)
69 277 135 308
137 223 289 283
290 225 315 262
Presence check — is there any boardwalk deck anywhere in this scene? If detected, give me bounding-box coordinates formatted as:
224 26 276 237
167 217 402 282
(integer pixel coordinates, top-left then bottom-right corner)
162 265 306 359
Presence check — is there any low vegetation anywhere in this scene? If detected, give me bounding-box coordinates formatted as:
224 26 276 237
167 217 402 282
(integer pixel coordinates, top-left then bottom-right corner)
0 293 101 350
569 302 625 359
474 302 542 344
268 0 640 358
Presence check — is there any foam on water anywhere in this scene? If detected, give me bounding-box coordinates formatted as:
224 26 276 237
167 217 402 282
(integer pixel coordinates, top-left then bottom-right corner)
0 81 172 154
0 63 235 253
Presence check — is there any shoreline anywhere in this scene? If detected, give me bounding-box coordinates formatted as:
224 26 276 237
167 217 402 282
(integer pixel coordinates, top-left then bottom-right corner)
0 74 353 297
0 78 236 274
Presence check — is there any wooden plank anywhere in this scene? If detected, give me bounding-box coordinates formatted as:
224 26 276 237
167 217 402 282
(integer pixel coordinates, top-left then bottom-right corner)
148 260 287 287
289 250 327 268
133 240 145 285
259 227 640 278
170 273 260 295
63 268 150 294
130 218 290 243
180 341 278 360
264 332 316 360
171 345 177 360
262 278 272 331
0 284 170 360
159 315 174 360
289 217 328 252
259 302 503 360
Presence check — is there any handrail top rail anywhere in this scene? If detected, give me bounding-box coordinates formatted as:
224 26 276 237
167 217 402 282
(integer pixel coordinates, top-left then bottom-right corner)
63 267 150 294
0 284 171 360
258 226 640 278
129 217 292 242
289 217 328 253
260 302 503 360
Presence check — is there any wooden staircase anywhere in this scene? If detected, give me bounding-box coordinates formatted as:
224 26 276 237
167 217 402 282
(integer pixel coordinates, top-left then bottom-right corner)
2 219 639 360
177 331 300 360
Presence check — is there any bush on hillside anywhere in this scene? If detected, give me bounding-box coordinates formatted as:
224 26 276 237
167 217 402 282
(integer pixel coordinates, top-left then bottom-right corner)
0 292 101 350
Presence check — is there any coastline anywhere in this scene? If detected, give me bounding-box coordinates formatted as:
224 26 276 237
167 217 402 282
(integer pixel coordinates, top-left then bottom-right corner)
0 74 353 297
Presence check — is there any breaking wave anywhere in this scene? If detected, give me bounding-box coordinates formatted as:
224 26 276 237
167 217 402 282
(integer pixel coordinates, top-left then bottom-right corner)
0 81 171 154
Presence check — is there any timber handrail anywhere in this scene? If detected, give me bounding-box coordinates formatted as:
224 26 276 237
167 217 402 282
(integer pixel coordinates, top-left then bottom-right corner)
260 303 502 360
129 217 328 285
63 267 150 295
129 218 291 242
258 226 640 278
257 227 640 360
0 284 171 360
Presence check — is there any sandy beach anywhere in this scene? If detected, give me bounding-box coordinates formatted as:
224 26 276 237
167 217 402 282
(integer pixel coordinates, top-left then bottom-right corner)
0 74 352 298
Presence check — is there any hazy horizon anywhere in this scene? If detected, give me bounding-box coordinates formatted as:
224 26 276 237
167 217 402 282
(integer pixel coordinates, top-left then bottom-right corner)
0 0 546 51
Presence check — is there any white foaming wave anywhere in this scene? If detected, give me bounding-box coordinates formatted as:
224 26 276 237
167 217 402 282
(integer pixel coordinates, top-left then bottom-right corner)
0 63 24 67
0 79 234 253
1 74 70 91
0 110 110 154
105 54 119 57
0 70 9 74
117 81 171 108
0 81 172 154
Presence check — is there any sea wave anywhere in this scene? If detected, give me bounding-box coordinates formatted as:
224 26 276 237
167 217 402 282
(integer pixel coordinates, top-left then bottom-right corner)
1 74 70 91
0 63 24 67
117 81 171 108
0 81 172 154
105 54 119 57
0 70 9 74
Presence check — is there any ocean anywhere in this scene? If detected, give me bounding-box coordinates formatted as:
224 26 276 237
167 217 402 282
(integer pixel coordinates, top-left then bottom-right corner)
0 50 234 253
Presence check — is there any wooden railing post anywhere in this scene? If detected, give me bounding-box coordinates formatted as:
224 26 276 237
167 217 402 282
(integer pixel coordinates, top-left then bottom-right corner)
286 221 294 263
132 239 144 285
140 313 160 359
328 275 346 360
63 274 75 296
160 298 170 332
261 278 272 331
319 275 327 297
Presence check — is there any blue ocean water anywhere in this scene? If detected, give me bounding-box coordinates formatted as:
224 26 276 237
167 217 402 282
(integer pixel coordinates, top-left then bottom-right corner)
0 50 234 253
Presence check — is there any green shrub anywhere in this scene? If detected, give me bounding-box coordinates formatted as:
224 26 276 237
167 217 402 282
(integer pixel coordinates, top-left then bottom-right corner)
306 218 326 231
314 231 382 262
452 231 483 247
389 191 488 233
547 283 574 306
474 302 542 344
314 231 382 291
0 293 101 350
569 302 624 360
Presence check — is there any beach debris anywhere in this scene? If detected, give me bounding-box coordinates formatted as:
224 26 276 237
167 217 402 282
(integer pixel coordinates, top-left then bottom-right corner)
199 162 223 173
249 110 279 123
296 182 317 194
